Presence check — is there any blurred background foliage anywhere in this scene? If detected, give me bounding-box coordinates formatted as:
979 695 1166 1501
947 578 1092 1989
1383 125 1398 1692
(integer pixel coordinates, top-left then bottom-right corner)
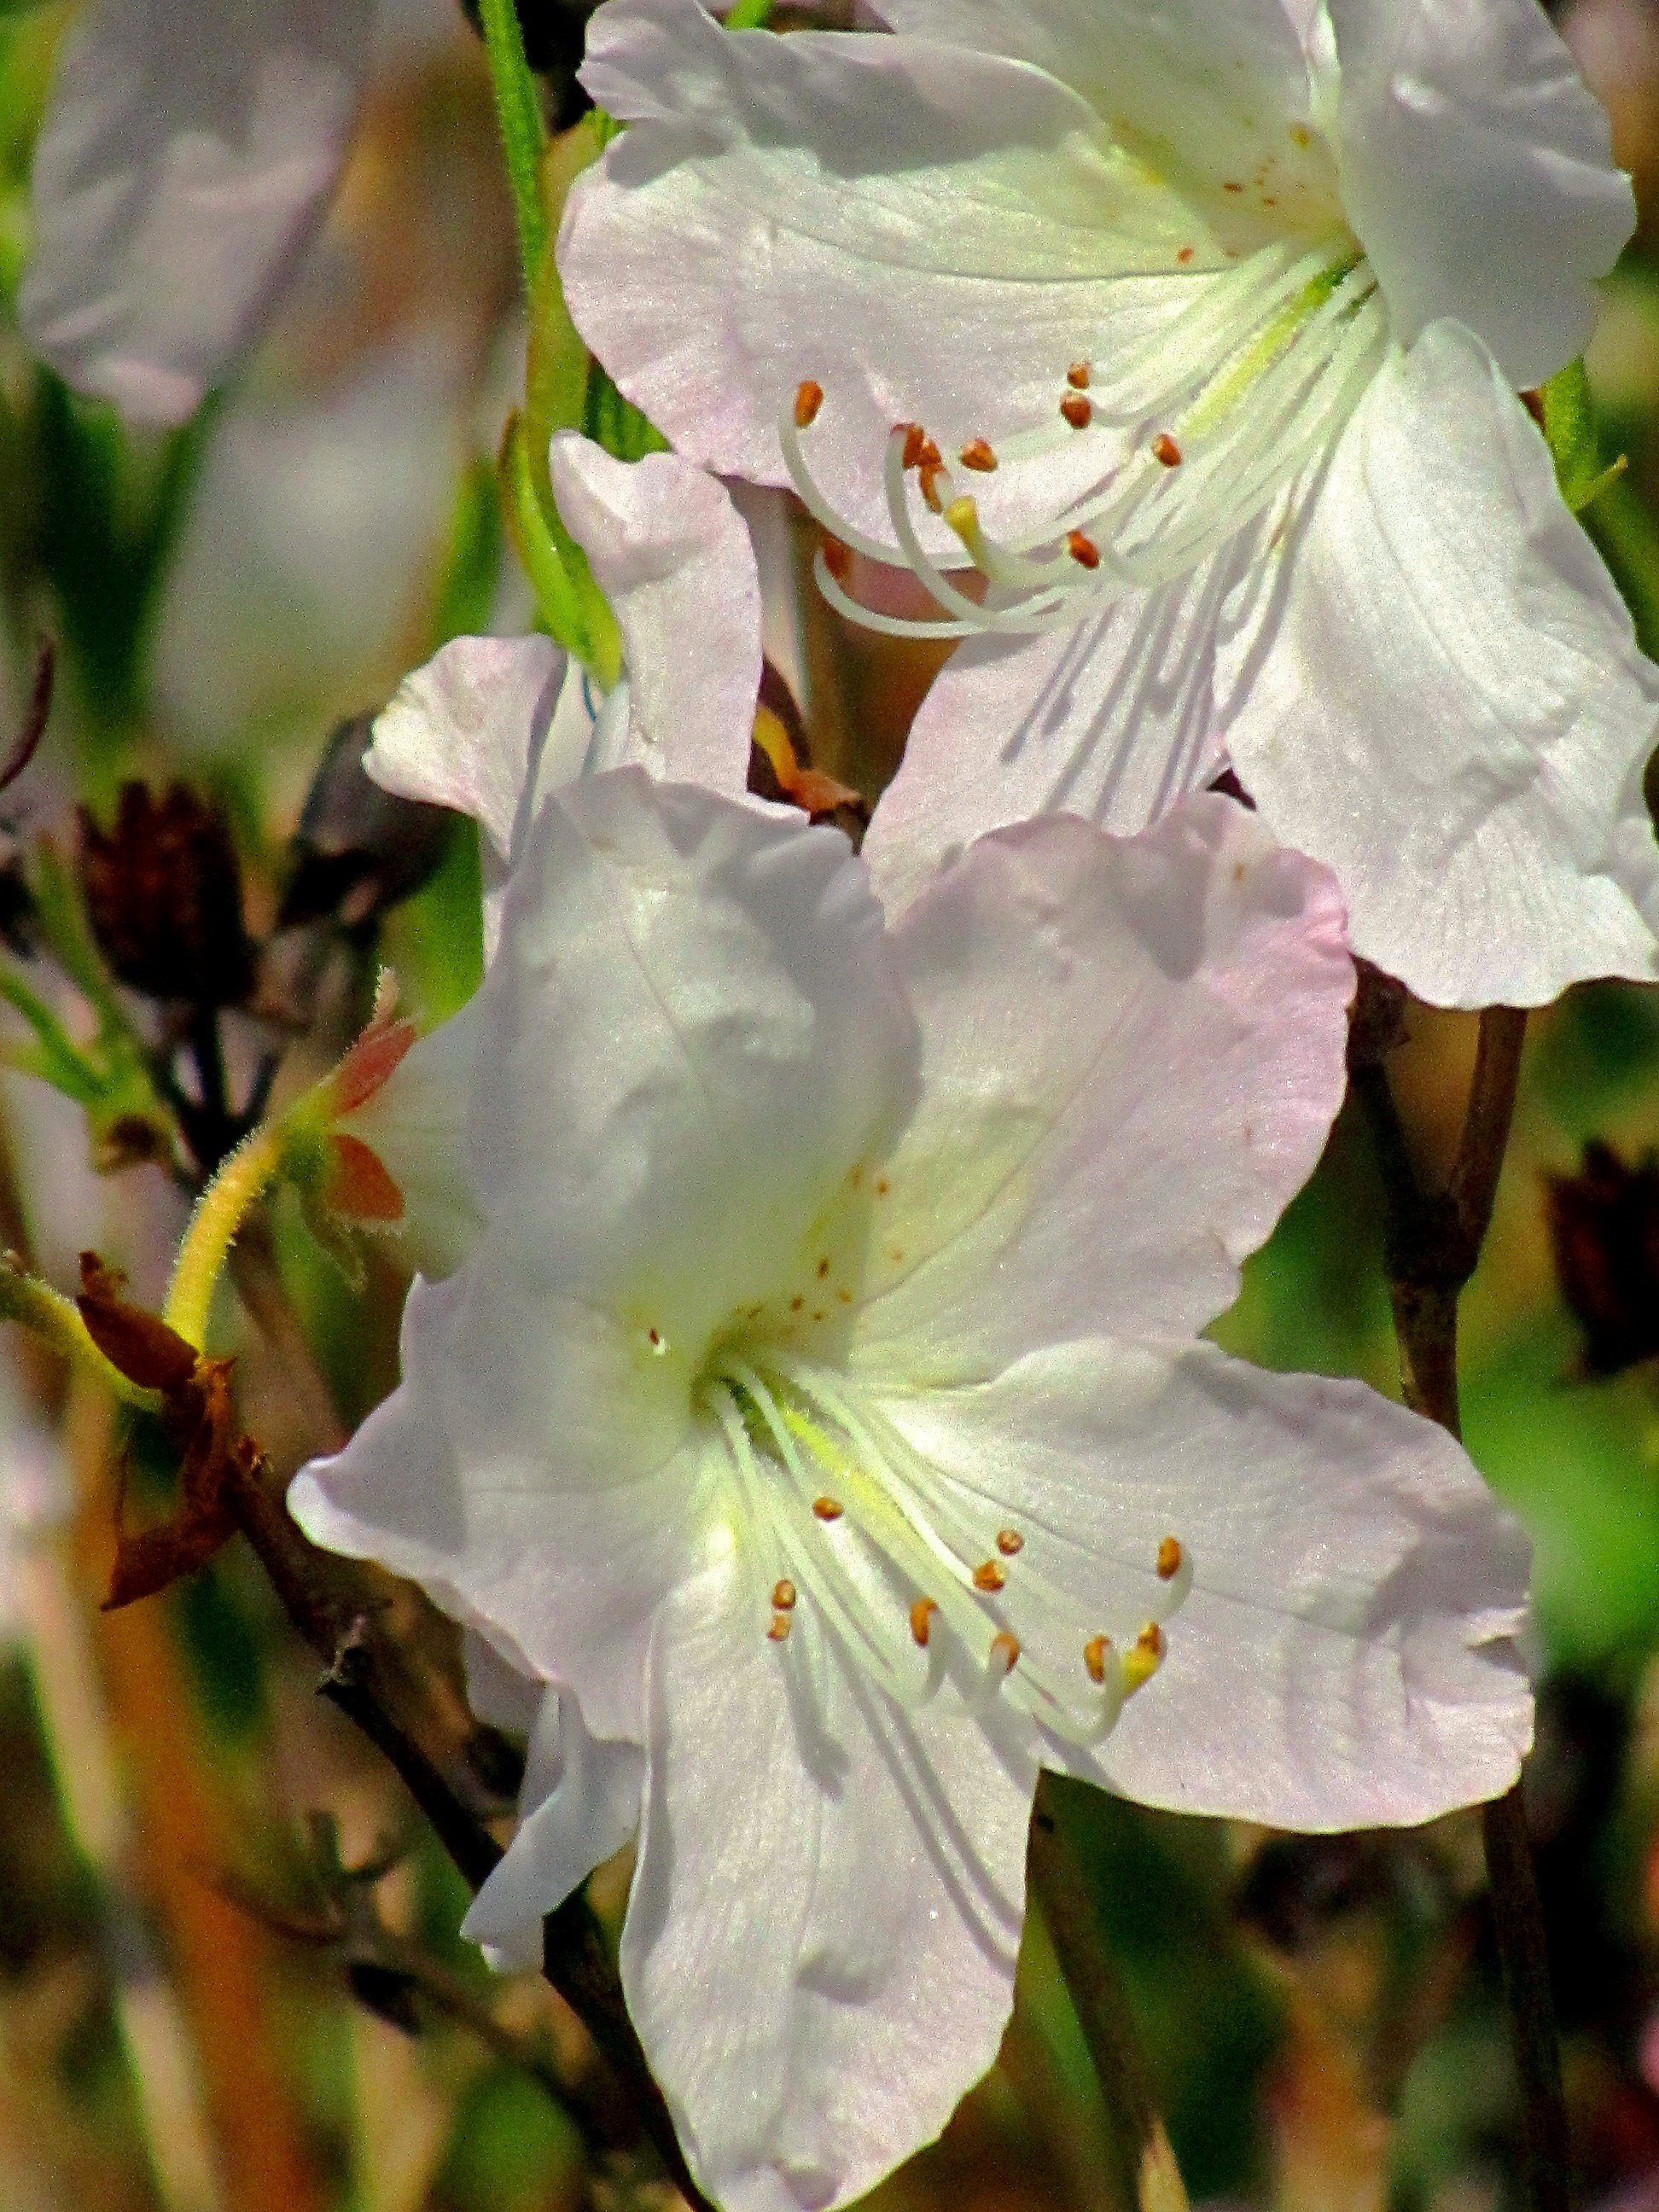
0 4 1656 2212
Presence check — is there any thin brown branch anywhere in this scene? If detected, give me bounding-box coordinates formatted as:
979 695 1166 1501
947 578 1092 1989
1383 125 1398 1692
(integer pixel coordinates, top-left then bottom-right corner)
1353 996 1566 2212
1029 1776 1189 2212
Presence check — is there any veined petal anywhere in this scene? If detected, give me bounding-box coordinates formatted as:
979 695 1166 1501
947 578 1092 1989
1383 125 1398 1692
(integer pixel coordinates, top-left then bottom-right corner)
288 1260 707 1740
852 800 1352 1385
20 0 374 423
471 772 920 1351
562 0 1217 538
873 0 1340 235
550 435 761 798
860 532 1258 911
621 1549 1035 2212
463 1685 644 1970
881 1338 1533 1829
1223 321 1659 1008
1330 0 1633 387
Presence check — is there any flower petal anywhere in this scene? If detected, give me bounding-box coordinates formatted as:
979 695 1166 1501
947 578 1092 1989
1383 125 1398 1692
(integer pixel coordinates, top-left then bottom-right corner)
20 0 374 422
872 0 1339 230
549 434 761 796
1330 0 1633 387
469 771 919 1350
367 634 569 865
344 993 486 1278
621 1549 1035 2212
860 534 1261 916
881 1338 1533 1829
464 1685 644 1970
1223 321 1659 1008
852 798 1351 1383
562 0 1208 536
288 1261 706 1739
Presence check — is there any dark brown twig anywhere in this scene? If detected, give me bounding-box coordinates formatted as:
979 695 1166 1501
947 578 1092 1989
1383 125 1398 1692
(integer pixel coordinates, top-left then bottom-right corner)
1353 994 1567 2212
1030 1776 1188 2212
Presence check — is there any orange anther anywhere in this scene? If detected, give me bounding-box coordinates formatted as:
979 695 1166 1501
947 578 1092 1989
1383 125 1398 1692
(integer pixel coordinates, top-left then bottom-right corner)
795 379 824 428
1067 361 1091 390
772 1578 798 1610
1137 1621 1166 1657
918 462 945 513
973 1559 1006 1592
1068 530 1101 570
768 1612 793 1641
813 1497 844 1522
996 1528 1024 1557
1084 1634 1111 1685
1061 392 1092 430
911 1596 939 1647
990 1630 1021 1673
1156 1537 1184 1580
1151 434 1183 469
898 422 928 469
822 535 853 583
959 438 998 472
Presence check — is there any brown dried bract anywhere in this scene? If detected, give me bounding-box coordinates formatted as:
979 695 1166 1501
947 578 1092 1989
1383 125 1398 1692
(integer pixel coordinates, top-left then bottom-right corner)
78 1252 261 1609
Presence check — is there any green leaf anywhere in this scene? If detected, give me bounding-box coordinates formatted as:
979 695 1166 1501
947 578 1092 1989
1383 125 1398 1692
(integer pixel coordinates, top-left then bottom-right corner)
477 0 550 292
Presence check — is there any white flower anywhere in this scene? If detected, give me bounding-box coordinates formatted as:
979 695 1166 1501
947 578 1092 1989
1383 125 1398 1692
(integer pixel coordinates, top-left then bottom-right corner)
293 765 1531 2212
559 0 1659 1010
348 433 763 1269
20 0 386 424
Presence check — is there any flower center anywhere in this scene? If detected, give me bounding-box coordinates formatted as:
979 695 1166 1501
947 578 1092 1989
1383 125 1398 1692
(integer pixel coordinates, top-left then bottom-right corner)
783 236 1388 640
698 1348 1190 1748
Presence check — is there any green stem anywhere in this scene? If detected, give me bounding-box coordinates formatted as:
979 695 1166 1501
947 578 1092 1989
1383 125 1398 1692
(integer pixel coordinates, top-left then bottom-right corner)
0 1260 160 1411
162 1121 286 1352
1029 1776 1190 2212
477 0 550 292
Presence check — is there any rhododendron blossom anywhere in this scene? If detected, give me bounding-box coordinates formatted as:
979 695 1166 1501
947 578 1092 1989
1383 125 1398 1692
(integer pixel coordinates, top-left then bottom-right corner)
560 0 1659 1009
294 769 1531 2212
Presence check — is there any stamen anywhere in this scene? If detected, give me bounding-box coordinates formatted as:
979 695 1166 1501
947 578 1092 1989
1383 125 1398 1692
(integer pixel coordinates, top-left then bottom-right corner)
997 1528 1024 1557
1121 1622 1166 1693
1067 362 1091 390
1156 1537 1183 1580
812 1496 844 1522
768 1611 793 1641
990 1631 1022 1675
822 536 852 584
1084 1633 1111 1685
959 438 998 472
973 1558 1006 1592
772 1577 798 1610
1151 434 1183 468
795 379 824 429
1060 392 1092 430
1068 531 1100 570
911 1596 939 1647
